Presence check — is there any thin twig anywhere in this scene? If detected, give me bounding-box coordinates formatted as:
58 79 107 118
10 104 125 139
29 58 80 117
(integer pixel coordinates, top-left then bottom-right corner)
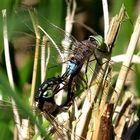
40 35 51 82
2 9 23 140
29 10 40 107
41 36 46 83
102 0 109 38
64 0 76 37
72 20 98 35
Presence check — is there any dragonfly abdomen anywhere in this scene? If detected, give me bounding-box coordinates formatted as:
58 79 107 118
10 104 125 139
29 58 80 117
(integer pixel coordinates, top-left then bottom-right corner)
35 76 64 101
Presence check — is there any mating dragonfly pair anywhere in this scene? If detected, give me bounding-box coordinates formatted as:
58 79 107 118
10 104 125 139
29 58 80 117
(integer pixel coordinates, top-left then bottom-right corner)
7 9 111 118
35 33 109 116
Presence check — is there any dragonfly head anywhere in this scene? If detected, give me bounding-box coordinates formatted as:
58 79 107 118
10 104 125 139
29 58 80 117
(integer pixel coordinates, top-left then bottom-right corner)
88 35 103 47
42 90 54 99
35 89 54 103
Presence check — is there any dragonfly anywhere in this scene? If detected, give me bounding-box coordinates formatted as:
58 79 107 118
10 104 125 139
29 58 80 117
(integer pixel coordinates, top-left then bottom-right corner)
35 34 110 115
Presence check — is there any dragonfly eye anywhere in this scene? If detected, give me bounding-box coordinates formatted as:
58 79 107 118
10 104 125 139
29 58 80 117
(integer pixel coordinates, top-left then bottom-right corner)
42 90 53 99
88 35 103 46
88 36 96 43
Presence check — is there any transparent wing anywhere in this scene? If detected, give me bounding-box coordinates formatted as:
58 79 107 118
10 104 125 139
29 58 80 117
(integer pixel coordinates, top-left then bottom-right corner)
10 9 80 59
8 9 86 79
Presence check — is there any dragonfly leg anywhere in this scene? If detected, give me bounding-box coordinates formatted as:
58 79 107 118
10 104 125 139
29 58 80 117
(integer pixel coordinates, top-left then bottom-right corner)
94 52 103 65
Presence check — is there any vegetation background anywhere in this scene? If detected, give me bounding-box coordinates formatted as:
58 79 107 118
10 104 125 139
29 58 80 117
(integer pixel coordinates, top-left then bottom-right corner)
0 0 140 140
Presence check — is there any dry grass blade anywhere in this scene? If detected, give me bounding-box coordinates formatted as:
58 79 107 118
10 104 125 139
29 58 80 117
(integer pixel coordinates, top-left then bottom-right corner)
102 0 109 37
105 4 127 48
41 36 50 82
40 36 47 82
111 14 140 107
29 9 41 107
